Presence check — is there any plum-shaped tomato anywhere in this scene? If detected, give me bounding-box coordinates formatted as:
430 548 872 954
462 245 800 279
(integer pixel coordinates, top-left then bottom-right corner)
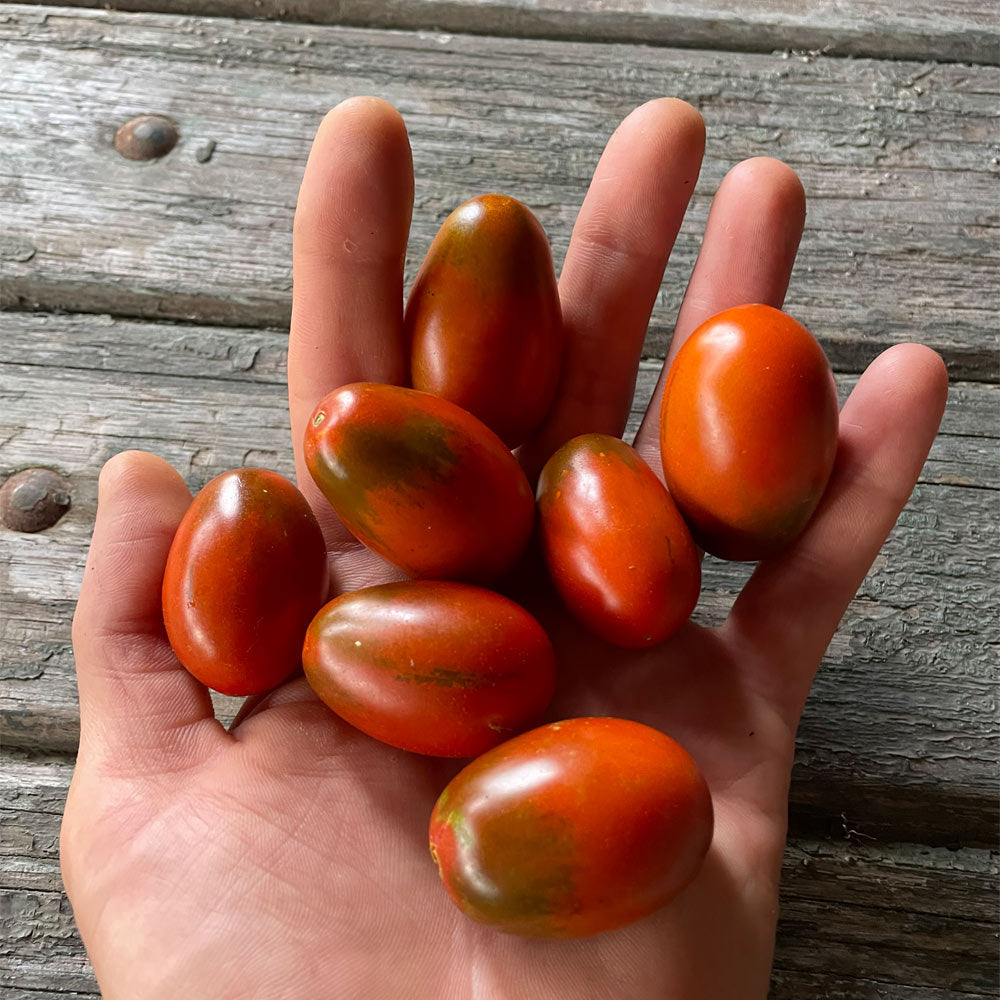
162 468 327 695
537 434 700 647
405 194 562 447
660 304 839 561
302 581 556 757
304 382 534 582
429 717 713 937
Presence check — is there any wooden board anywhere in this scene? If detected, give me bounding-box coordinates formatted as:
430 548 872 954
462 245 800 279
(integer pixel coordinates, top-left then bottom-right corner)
2 753 996 997
22 0 1000 64
2 6 998 380
2 312 997 845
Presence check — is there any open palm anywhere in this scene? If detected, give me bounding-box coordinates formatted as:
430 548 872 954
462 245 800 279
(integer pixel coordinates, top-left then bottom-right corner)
63 98 947 999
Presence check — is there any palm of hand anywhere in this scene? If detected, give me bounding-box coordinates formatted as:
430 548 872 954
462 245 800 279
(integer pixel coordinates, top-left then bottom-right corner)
63 97 946 1000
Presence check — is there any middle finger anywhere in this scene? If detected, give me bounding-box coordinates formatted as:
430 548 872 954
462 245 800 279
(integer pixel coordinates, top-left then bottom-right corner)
519 98 706 478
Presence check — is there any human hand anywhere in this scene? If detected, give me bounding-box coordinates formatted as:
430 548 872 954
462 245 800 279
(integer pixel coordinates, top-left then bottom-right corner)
63 97 947 999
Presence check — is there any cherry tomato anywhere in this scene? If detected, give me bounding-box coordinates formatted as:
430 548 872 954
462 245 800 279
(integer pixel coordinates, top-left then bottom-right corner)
429 717 713 937
660 304 839 561
537 434 700 647
304 382 534 582
406 194 563 447
302 581 556 757
162 468 327 695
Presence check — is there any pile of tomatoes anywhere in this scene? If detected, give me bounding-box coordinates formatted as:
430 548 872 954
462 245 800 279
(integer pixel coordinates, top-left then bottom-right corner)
162 195 839 938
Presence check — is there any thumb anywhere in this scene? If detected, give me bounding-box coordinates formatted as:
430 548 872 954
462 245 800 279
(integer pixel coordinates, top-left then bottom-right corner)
72 451 223 766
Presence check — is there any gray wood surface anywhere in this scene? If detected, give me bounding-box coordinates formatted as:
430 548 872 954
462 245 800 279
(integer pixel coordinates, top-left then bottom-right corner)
3 753 997 998
2 7 998 380
21 0 1000 64
2 312 997 848
2 5 997 997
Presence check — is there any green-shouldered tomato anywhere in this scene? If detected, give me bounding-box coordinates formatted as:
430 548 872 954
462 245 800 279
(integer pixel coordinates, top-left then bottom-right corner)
429 717 713 937
537 434 700 647
660 304 839 561
162 468 327 695
304 382 534 582
406 194 562 447
302 581 556 757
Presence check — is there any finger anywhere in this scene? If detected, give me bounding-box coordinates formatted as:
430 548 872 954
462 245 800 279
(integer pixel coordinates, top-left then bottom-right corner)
633 157 805 468
288 97 414 528
518 98 705 478
71 452 223 762
727 344 948 719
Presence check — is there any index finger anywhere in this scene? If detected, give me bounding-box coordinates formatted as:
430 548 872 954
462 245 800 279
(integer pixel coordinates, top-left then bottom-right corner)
288 98 414 523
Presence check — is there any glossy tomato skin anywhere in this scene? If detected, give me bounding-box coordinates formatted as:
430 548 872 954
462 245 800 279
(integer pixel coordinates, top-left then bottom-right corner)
406 194 562 448
660 304 839 561
304 382 534 582
429 717 713 937
162 468 327 695
302 581 556 757
537 434 700 647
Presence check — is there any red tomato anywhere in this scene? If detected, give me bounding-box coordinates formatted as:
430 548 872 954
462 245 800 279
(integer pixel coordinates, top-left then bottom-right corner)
660 304 839 561
162 468 327 695
406 194 563 447
304 382 534 582
537 434 700 647
302 581 556 757
429 717 713 937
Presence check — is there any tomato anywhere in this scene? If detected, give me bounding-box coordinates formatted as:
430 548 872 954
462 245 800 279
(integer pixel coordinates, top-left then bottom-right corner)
537 434 700 647
302 581 556 757
304 382 534 582
162 468 327 695
429 717 713 937
405 194 562 447
660 304 839 561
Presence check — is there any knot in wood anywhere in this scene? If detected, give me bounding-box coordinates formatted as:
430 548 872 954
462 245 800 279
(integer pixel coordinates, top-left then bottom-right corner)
114 115 179 161
0 468 72 532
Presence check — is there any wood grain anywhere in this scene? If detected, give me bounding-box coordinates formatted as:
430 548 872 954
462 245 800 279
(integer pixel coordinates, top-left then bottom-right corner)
2 752 996 997
1 312 996 845
21 0 1000 64
1 6 998 380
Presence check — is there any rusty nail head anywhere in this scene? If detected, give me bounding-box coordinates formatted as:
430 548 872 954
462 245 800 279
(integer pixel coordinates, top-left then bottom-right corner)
115 115 179 161
0 468 72 532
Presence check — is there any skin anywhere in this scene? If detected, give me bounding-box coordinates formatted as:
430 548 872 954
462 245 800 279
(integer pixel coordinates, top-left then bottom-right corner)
161 468 327 695
537 434 700 647
304 381 534 582
64 97 948 999
660 304 840 561
302 581 556 757
430 717 713 938
406 194 563 447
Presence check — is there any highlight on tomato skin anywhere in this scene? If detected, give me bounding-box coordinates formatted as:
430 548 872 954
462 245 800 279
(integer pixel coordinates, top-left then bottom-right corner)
428 717 714 938
406 194 563 448
659 303 840 562
161 468 327 696
302 581 557 757
303 382 535 583
536 433 701 648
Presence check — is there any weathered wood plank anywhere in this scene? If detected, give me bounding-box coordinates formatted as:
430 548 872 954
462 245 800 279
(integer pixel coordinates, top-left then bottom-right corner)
1 313 997 844
22 0 1000 64
2 7 997 380
2 312 996 489
770 975 995 1000
2 753 996 997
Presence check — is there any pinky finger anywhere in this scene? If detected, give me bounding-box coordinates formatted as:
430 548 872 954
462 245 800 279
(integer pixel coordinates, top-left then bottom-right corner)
726 344 949 720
